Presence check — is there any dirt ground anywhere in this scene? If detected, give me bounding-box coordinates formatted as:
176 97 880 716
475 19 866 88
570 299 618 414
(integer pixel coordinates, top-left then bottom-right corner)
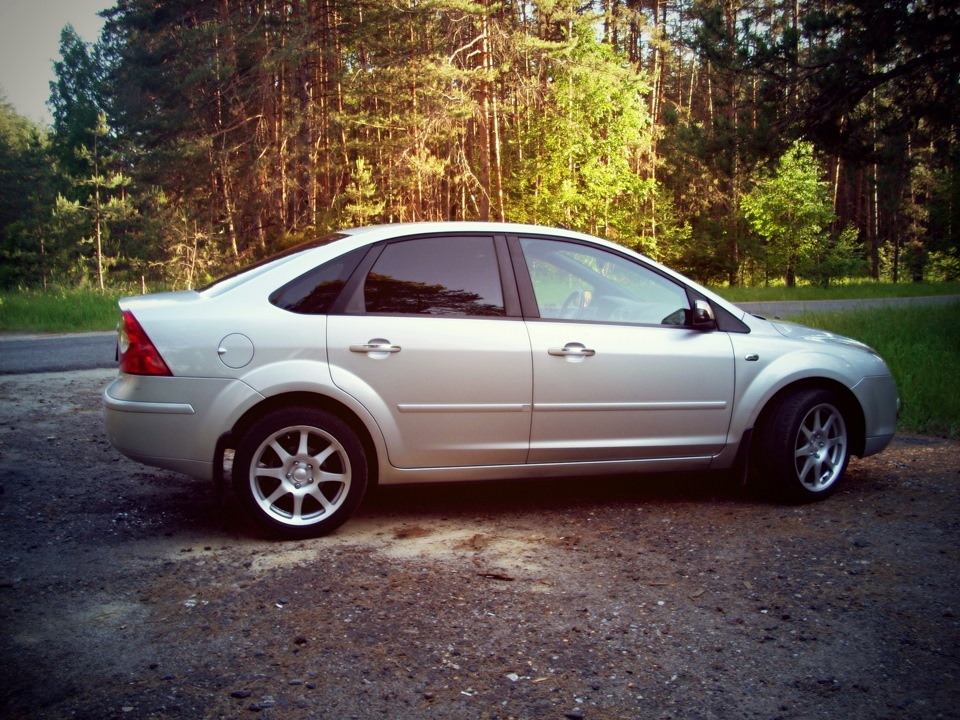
1 368 958 720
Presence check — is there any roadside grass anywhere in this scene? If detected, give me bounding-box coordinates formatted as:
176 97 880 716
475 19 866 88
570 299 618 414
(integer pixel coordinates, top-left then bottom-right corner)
788 303 960 439
0 286 126 333
712 280 960 303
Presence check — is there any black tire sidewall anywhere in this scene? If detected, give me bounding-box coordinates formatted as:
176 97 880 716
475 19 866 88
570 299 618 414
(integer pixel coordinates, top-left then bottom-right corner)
232 407 368 538
757 389 850 503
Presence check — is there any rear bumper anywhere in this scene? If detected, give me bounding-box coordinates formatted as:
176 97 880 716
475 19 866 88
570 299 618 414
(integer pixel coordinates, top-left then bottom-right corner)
103 374 262 481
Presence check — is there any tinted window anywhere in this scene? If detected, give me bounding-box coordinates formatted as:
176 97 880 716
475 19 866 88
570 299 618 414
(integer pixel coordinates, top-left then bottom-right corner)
520 237 689 325
364 236 505 316
270 247 365 314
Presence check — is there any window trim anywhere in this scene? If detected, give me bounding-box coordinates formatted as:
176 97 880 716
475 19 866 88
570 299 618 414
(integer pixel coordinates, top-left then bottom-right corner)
508 233 749 333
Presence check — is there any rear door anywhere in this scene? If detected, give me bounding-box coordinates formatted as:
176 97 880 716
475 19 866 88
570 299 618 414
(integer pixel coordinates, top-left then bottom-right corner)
328 234 533 469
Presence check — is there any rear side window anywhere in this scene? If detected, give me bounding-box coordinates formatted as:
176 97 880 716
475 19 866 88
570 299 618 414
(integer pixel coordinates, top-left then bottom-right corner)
270 247 365 314
363 236 505 316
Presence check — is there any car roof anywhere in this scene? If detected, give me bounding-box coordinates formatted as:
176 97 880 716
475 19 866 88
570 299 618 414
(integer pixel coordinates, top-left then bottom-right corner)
338 221 600 243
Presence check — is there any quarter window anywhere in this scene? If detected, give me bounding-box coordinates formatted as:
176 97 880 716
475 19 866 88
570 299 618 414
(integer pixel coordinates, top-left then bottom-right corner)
269 247 365 314
364 236 505 316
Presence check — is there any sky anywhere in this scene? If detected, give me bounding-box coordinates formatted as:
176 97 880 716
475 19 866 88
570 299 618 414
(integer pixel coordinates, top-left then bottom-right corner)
0 0 109 126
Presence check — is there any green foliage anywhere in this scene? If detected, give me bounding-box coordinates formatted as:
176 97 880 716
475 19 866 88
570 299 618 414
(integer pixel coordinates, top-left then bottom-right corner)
798 224 869 287
927 147 960 281
506 23 655 245
742 141 839 286
793 304 960 439
341 158 385 227
0 1 957 290
50 113 139 290
50 25 107 180
712 280 960 303
0 98 65 289
0 285 127 332
927 251 960 283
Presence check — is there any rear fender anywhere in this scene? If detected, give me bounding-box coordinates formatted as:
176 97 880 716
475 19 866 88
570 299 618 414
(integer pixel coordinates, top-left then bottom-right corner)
233 359 391 468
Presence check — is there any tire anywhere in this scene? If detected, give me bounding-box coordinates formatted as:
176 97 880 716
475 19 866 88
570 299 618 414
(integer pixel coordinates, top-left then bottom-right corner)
233 407 368 539
755 389 850 503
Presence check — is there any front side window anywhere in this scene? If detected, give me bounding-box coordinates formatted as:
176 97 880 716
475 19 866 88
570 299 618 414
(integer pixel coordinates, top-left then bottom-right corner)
363 236 505 316
520 237 689 325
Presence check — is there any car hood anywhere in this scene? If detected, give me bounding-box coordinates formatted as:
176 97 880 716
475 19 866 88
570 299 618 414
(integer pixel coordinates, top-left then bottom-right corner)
768 319 878 355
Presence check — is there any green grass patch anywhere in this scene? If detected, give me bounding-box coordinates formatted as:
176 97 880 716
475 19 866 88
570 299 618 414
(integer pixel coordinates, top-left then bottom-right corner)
0 286 128 333
789 303 960 439
711 280 960 303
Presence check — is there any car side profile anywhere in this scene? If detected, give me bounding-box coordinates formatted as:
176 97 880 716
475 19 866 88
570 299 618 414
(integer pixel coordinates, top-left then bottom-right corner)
103 222 899 538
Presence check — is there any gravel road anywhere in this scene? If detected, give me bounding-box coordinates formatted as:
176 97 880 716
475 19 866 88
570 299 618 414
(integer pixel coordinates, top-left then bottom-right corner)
1 368 958 720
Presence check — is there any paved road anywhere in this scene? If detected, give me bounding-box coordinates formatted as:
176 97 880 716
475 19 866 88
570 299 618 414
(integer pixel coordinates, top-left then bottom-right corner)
1 295 957 374
0 331 117 375
737 293 960 319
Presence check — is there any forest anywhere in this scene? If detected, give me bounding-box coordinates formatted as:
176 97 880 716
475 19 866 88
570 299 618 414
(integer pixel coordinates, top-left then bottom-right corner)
0 0 957 292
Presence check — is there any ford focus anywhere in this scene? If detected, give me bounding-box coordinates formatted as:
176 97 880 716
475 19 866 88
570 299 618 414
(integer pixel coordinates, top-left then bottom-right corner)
103 223 899 538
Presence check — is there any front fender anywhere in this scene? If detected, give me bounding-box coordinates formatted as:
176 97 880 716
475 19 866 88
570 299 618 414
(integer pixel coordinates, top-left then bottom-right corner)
733 323 898 436
733 348 862 432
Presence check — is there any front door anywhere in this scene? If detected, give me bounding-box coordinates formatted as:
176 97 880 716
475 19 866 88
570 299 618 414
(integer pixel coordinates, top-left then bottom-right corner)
516 236 735 464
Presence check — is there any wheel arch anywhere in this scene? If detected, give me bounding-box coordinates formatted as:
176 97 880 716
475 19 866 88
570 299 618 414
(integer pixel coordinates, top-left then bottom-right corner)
753 378 867 458
225 391 382 488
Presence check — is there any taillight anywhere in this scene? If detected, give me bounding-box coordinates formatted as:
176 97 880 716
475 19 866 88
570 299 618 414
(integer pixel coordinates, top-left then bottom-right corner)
118 310 172 376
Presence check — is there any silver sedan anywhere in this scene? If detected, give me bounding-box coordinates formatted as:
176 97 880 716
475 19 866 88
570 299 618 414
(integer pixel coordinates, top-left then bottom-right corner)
103 223 899 538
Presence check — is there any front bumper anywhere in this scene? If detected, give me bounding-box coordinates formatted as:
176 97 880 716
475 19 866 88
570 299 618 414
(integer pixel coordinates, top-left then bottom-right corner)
852 374 900 458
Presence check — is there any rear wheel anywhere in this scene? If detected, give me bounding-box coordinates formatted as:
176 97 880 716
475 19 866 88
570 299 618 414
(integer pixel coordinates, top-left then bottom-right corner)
233 407 368 538
755 389 850 503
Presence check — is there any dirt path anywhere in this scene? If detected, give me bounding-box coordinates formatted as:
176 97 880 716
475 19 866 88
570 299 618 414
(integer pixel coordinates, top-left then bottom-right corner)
1 369 959 719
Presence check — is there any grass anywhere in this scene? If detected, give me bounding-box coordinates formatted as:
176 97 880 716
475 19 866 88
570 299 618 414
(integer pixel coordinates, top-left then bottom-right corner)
711 280 960 303
0 286 128 333
788 303 960 439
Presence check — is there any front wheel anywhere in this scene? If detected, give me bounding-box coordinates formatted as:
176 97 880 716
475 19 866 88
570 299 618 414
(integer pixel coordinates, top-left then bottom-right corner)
755 389 850 503
233 407 368 539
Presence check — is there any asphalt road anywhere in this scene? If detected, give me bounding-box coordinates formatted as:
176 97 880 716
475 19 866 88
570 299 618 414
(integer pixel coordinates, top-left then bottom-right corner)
736 293 960 319
1 295 956 375
0 331 117 375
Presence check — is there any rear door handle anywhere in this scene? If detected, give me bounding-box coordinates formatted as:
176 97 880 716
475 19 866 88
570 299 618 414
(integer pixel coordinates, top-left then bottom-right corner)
350 340 402 355
548 343 596 358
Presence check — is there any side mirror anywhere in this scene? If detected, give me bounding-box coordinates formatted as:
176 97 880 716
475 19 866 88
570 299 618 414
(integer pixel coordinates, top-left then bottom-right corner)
690 299 717 330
